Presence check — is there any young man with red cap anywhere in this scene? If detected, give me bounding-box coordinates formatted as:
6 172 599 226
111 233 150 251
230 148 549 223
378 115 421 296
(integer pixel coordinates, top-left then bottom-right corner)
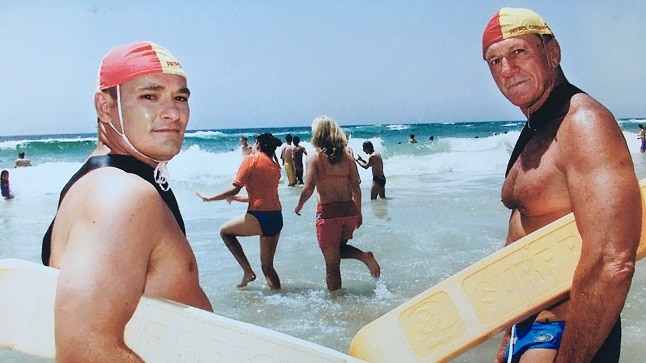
42 41 213 362
483 8 641 363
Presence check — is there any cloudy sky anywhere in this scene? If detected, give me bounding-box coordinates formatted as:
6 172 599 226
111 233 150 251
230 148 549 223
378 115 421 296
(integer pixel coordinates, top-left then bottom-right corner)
1 0 644 136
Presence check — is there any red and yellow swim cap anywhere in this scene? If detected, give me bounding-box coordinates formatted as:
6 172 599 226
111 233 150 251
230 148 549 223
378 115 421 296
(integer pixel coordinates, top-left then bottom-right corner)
482 8 553 58
98 41 185 90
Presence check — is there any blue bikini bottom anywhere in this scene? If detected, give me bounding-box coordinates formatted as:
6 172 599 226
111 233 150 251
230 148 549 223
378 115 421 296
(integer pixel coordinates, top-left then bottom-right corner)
247 210 283 236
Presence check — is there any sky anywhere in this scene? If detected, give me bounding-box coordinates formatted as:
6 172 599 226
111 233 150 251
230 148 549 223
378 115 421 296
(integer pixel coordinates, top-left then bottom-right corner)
1 0 645 136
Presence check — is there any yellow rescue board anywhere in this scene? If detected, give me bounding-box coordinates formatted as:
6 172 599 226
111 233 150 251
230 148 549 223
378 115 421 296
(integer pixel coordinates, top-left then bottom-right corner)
349 178 646 363
0 258 366 363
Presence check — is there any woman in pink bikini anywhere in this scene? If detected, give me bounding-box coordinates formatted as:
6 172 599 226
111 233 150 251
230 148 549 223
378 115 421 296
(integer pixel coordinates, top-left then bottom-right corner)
294 116 380 292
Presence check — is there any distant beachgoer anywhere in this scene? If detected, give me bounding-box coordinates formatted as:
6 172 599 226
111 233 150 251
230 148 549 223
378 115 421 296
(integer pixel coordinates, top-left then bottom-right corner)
638 124 646 153
356 141 386 200
281 134 296 186
293 136 308 184
409 134 417 144
345 132 357 158
483 8 640 362
295 116 380 292
1 169 14 199
240 136 252 156
14 152 32 167
429 135 435 144
41 41 213 362
196 132 284 290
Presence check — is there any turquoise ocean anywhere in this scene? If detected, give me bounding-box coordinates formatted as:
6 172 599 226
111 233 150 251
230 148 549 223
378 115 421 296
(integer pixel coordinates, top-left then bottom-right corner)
2 119 646 362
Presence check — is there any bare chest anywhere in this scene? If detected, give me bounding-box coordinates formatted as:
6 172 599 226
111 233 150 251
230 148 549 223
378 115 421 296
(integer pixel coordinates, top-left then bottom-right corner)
147 234 199 289
501 137 570 218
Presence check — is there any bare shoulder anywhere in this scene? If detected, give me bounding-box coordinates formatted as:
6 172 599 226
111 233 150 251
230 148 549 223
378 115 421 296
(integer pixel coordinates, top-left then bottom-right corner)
307 151 322 164
52 168 172 261
67 167 162 214
557 92 633 175
562 93 617 132
559 93 623 149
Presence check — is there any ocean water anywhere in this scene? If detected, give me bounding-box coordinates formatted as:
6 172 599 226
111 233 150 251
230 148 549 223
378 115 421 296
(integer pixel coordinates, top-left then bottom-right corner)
1 119 646 362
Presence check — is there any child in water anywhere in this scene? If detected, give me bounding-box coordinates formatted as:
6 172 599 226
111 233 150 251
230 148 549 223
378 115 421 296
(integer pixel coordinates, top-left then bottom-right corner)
1 169 14 199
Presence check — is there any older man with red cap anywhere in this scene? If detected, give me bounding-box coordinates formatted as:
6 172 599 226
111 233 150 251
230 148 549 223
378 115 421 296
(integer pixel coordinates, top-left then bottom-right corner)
482 8 641 363
42 41 213 362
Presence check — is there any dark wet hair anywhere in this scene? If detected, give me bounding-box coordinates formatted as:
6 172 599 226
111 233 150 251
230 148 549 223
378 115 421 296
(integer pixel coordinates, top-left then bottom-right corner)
285 134 293 143
293 136 301 146
362 141 374 151
256 133 283 156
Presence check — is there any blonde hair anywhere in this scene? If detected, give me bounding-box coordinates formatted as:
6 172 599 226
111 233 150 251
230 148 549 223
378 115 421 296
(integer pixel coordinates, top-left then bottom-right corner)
310 115 348 164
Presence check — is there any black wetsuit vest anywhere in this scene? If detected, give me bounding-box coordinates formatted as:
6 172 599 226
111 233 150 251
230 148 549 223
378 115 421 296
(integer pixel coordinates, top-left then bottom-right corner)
505 82 584 177
41 155 185 266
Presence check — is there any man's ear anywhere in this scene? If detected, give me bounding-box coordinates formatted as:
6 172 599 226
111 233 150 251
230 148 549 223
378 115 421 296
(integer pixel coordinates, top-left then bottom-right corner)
94 91 113 125
547 38 561 70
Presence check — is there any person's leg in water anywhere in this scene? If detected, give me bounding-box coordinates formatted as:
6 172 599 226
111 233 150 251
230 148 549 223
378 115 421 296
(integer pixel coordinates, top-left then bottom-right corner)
296 168 304 184
259 233 281 289
339 216 380 277
220 213 263 288
340 240 381 279
320 245 342 291
377 182 386 199
370 182 379 200
320 238 381 292
371 178 386 200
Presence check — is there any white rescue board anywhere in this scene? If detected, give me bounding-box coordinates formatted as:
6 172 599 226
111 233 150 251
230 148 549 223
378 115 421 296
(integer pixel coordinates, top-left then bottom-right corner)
0 258 366 362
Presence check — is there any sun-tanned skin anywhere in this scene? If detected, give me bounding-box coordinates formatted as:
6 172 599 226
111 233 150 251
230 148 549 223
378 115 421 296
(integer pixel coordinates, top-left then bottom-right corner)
295 117 380 292
196 134 284 291
49 71 212 362
296 151 380 290
486 32 640 362
355 142 386 200
196 183 282 290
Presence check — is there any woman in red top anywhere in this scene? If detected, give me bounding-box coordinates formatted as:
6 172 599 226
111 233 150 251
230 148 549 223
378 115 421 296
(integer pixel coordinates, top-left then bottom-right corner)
197 133 283 289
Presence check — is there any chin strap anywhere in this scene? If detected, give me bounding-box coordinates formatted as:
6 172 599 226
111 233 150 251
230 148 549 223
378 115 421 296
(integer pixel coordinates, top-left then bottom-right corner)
114 84 171 191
